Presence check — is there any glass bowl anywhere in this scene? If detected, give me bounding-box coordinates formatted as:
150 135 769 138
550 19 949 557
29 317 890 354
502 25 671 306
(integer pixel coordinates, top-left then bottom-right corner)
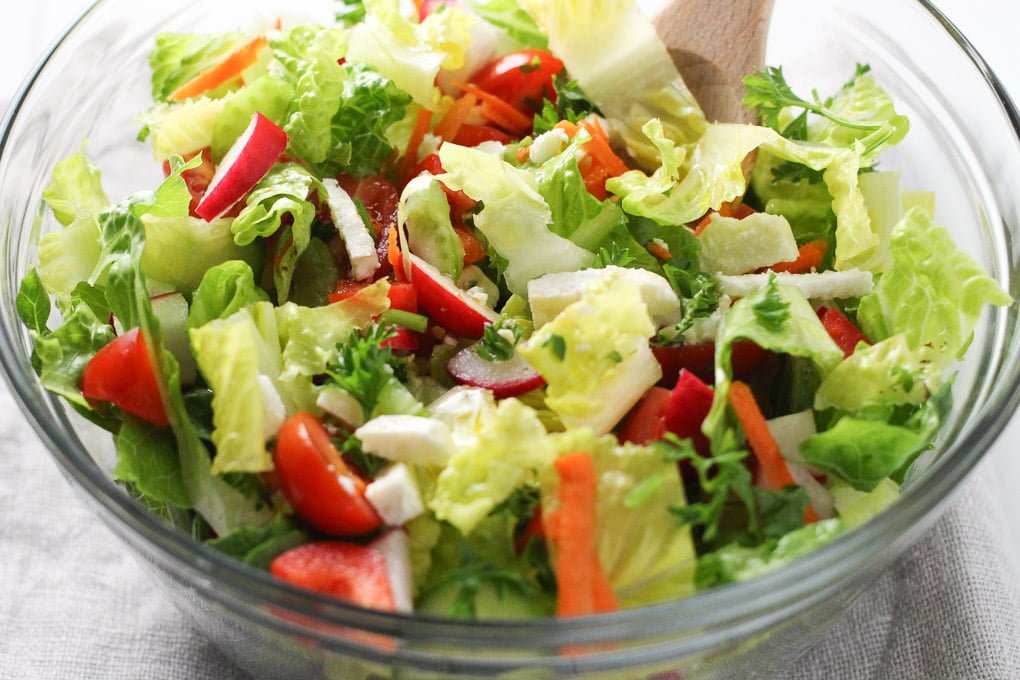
1 0 1018 678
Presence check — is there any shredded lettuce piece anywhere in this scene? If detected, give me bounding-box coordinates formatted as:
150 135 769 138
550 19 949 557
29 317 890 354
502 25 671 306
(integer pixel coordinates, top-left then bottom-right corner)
149 31 246 101
140 97 228 161
347 0 473 109
187 261 270 330
469 0 547 48
857 207 1012 361
438 142 594 296
520 0 706 170
211 76 294 161
398 173 464 280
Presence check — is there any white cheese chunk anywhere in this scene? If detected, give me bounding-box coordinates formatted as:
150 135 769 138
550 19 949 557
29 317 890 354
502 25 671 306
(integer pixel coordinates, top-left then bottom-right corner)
528 266 681 328
529 128 569 164
717 269 874 301
316 387 364 428
365 463 425 527
355 415 454 465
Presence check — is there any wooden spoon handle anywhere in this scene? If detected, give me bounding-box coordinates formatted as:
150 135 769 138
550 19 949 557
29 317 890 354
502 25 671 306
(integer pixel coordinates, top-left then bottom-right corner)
652 0 775 124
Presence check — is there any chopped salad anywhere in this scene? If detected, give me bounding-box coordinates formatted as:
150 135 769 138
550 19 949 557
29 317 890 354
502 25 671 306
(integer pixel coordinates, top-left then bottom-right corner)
18 0 1012 618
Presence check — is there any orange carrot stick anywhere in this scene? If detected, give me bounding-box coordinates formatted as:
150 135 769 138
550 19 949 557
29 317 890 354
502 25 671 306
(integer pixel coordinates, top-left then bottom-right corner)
771 239 827 274
169 35 269 102
455 82 533 134
401 107 434 180
727 381 796 491
550 453 618 617
434 93 477 141
578 119 629 177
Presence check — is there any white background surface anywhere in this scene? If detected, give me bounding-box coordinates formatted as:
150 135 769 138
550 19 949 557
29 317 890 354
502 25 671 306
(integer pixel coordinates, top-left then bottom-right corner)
0 0 1017 632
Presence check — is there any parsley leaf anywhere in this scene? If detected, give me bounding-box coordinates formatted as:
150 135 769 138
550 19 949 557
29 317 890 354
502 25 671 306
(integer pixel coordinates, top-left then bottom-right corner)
743 64 883 134
542 333 567 361
532 74 599 135
324 323 403 419
476 319 525 362
336 434 389 479
334 0 366 27
656 265 721 345
592 243 636 269
752 273 790 333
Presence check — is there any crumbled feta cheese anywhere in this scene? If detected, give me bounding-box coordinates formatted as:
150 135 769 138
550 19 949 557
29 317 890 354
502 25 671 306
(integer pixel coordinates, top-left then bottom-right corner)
365 463 425 527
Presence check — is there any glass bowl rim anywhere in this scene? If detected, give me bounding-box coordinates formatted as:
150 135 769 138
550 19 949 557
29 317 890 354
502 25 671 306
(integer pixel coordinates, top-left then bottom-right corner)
1 0 1019 652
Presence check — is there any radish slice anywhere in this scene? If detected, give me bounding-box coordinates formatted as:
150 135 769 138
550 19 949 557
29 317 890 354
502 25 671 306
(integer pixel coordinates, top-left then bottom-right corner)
409 253 497 338
447 343 545 399
195 112 288 222
369 529 414 613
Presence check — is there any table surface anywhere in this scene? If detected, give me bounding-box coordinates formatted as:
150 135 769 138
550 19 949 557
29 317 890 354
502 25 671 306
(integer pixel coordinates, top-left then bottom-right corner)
1 0 1018 671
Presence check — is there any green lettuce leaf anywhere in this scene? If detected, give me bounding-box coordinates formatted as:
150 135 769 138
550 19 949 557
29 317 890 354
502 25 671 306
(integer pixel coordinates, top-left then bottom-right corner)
398 173 464 280
230 163 320 302
140 97 229 161
270 26 348 164
799 418 923 492
114 417 191 508
187 261 270 330
696 519 846 588
809 75 910 164
545 431 696 607
190 308 279 474
429 389 554 535
831 478 900 528
289 238 341 308
205 515 308 569
438 142 594 296
42 146 109 227
518 271 660 435
520 0 705 170
326 64 412 177
857 207 1012 361
149 31 246 101
347 0 473 109
470 0 547 48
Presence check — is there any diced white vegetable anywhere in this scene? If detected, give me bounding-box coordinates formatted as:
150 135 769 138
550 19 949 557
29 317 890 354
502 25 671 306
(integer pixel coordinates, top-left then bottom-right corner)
365 463 425 527
322 178 380 281
428 386 493 448
788 461 834 519
257 375 286 441
528 266 680 328
316 386 364 428
699 213 798 275
368 530 414 613
418 133 442 163
717 269 874 300
765 410 817 464
529 128 569 164
355 415 454 465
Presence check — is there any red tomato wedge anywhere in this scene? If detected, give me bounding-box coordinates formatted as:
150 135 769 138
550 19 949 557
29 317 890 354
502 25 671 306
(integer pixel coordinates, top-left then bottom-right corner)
270 542 396 611
452 124 514 147
82 328 169 427
273 413 382 537
471 49 565 114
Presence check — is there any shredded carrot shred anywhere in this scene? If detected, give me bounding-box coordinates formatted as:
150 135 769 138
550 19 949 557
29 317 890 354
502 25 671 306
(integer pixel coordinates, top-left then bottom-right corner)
727 381 796 491
401 108 434 181
434 93 477 142
647 241 671 260
455 82 533 134
771 239 827 274
169 35 269 102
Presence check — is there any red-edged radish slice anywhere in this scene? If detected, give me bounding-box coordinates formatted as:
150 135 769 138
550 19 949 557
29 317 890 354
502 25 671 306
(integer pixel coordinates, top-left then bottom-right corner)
447 343 545 399
195 113 288 222
368 529 414 614
408 253 497 339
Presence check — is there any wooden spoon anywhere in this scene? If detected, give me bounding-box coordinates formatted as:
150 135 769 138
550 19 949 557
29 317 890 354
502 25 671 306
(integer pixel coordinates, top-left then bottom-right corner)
651 0 775 124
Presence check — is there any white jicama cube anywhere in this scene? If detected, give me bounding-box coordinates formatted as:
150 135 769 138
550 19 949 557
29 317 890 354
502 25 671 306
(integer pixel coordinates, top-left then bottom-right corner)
717 269 874 300
528 266 680 328
699 212 799 275
355 415 454 465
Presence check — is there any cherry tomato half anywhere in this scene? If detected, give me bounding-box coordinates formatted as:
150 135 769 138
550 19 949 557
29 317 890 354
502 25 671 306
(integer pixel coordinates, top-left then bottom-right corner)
273 413 382 536
470 49 565 114
81 327 169 427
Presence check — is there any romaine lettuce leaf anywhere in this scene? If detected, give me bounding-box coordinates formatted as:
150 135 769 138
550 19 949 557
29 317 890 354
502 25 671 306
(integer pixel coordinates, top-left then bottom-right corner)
211 76 295 161
269 26 348 165
520 0 706 170
428 388 553 535
347 0 473 109
469 0 547 49
813 335 940 412
140 97 228 161
205 515 308 569
857 207 1012 361
544 430 696 607
831 478 900 528
187 261 270 330
42 147 109 227
114 417 191 508
809 75 910 164
696 519 846 587
438 142 594 296
518 272 660 435
799 418 923 492
398 173 464 280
